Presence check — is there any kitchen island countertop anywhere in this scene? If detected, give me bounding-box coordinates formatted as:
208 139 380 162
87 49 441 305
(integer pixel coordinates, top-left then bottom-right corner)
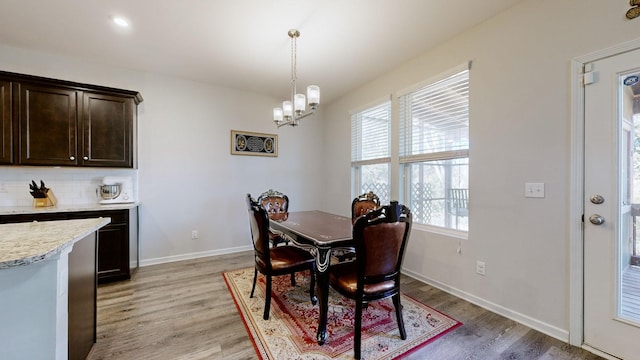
0 217 110 269
0 202 139 216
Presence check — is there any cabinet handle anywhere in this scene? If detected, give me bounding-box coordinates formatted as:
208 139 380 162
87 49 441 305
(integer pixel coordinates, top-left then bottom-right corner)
69 156 75 161
83 156 89 160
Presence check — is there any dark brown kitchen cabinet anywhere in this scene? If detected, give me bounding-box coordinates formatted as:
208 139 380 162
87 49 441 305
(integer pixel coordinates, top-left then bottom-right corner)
68 210 131 283
67 231 97 360
0 208 133 284
82 92 134 168
0 70 142 168
18 82 80 166
0 80 12 164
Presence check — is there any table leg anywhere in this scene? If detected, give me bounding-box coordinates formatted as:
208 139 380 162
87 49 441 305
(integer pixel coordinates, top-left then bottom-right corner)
314 246 331 345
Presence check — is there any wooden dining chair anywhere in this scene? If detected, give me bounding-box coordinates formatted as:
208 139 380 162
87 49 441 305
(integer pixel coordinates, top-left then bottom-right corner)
246 194 317 320
257 189 291 246
351 191 381 224
328 201 412 359
333 191 382 263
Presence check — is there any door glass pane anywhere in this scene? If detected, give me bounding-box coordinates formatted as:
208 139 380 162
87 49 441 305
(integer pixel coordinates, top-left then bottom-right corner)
621 69 640 323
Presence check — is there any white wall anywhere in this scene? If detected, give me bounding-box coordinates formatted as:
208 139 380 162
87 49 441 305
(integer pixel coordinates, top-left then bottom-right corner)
322 0 640 341
136 73 324 263
0 45 325 265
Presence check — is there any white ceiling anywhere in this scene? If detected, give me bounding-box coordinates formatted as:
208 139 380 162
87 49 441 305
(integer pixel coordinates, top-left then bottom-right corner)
0 0 525 103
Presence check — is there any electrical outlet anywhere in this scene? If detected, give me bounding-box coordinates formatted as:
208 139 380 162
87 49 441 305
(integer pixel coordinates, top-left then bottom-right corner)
191 230 199 239
525 182 545 198
476 260 486 275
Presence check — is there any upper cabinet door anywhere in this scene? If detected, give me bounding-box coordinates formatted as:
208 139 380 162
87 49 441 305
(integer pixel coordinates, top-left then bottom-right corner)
82 92 134 168
0 70 141 168
18 83 79 166
0 81 12 164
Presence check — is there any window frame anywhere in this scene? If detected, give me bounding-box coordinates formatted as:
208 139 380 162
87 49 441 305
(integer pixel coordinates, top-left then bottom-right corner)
350 99 392 204
398 63 470 235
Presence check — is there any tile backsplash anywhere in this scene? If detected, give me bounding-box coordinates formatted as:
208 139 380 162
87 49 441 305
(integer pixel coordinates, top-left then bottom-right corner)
0 167 138 207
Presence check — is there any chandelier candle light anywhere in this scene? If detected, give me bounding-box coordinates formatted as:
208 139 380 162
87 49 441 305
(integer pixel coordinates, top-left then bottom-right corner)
273 29 320 127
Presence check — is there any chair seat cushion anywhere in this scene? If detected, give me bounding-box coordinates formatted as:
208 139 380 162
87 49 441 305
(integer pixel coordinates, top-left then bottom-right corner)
329 262 395 297
259 246 314 271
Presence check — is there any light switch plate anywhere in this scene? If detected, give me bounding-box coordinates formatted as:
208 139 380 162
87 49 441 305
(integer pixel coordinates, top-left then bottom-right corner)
525 182 545 198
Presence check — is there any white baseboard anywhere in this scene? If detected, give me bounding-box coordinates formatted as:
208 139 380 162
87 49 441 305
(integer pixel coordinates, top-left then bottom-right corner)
402 268 570 343
139 245 252 267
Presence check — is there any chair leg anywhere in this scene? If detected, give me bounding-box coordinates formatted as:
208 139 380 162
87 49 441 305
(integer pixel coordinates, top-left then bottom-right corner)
290 272 296 286
354 300 363 359
309 269 317 305
392 293 407 340
250 267 258 298
263 275 272 320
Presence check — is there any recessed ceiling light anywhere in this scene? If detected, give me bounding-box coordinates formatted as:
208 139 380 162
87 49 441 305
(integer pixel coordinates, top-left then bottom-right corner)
112 16 129 27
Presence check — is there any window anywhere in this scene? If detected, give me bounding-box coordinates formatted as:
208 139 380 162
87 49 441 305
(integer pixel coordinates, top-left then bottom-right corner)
351 101 391 204
400 67 469 231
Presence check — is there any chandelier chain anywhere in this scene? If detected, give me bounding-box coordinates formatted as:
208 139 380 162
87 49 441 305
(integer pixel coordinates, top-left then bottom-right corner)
290 32 297 95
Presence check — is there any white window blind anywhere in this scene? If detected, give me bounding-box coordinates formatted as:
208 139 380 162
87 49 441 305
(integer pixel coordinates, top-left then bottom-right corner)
400 69 469 162
351 101 391 165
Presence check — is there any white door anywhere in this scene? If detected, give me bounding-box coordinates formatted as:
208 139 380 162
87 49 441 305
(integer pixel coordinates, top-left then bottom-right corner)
584 48 640 360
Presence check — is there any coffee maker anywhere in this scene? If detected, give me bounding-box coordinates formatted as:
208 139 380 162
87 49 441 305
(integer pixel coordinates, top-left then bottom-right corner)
98 176 135 204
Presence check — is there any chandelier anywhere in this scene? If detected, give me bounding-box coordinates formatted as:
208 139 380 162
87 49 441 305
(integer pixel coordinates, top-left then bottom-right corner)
273 29 320 127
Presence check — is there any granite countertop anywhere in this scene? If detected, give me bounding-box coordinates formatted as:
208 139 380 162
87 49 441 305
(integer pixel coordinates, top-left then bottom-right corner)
0 217 110 269
0 202 139 216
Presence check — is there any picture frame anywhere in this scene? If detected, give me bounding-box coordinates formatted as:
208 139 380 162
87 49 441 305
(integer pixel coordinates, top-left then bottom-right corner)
230 130 278 157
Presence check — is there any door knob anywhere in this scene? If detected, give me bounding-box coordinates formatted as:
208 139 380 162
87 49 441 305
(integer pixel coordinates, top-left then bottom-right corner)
69 156 75 161
589 214 605 225
590 195 605 204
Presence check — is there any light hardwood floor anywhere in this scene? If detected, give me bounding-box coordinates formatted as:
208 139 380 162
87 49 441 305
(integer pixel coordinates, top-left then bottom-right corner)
88 251 604 360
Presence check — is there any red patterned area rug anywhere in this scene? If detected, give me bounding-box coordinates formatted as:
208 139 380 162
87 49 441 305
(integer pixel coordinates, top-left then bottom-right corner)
223 267 462 359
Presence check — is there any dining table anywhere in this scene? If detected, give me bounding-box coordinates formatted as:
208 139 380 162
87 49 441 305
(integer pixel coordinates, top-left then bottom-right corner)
269 210 354 345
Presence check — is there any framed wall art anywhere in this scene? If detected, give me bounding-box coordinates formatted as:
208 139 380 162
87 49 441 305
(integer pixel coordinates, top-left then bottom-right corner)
230 130 278 157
